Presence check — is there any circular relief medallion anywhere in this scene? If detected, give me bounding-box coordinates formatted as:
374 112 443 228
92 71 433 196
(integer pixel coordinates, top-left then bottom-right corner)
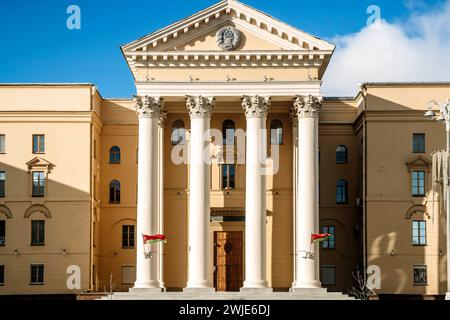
216 26 241 51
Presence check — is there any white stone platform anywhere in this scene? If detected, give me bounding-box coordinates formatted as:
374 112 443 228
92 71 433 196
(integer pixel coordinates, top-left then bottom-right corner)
100 288 355 300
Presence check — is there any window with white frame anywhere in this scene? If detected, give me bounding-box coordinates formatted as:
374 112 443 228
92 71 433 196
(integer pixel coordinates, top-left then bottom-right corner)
32 135 45 154
412 220 426 246
411 171 425 196
32 171 45 197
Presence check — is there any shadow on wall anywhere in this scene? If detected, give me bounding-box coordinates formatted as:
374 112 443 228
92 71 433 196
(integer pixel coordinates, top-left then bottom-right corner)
0 161 93 294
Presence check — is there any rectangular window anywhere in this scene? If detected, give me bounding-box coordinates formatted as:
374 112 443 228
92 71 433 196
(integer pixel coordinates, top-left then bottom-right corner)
32 171 45 197
412 171 425 196
321 226 335 249
413 133 425 153
122 225 135 248
30 264 44 285
31 220 45 245
413 265 427 285
412 220 427 246
0 171 5 197
221 164 236 190
121 265 136 285
32 135 45 154
321 266 336 285
0 135 5 153
0 220 5 246
0 265 4 285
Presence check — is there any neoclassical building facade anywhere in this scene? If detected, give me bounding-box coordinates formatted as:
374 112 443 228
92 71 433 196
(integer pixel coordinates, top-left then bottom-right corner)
0 0 448 299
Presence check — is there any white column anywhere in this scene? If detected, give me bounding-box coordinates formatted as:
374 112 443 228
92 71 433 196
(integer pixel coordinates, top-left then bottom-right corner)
184 95 215 292
289 106 298 286
133 96 163 291
157 110 167 290
241 95 272 291
292 95 322 290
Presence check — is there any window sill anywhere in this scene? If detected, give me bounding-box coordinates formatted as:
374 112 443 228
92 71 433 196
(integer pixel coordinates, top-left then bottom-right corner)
32 195 45 198
122 247 135 250
412 195 426 198
413 283 428 286
30 283 44 286
109 202 121 205
412 244 427 247
30 243 45 246
109 163 121 165
32 152 46 155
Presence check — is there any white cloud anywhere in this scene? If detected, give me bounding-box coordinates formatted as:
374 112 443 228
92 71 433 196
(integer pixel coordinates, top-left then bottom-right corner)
321 1 450 97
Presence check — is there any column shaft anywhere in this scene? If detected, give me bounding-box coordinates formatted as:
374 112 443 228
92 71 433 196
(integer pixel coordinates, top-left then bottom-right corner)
292 95 322 290
134 96 162 290
241 95 271 290
185 96 215 291
157 111 167 289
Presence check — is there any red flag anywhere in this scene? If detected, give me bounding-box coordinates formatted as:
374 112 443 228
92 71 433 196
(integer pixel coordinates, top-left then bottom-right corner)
311 233 332 243
143 234 167 244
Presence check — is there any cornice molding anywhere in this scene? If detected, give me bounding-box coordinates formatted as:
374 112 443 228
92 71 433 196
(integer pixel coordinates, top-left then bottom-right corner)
136 80 321 99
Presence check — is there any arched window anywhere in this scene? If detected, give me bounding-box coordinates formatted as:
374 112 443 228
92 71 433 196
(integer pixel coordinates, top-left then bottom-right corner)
109 180 121 204
109 146 121 164
222 120 235 145
171 120 186 145
336 179 348 204
270 119 283 145
336 145 348 164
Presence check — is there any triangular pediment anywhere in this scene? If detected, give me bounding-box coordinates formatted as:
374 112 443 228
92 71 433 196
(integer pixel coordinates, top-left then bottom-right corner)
406 155 431 171
122 0 334 53
122 0 335 79
26 157 55 171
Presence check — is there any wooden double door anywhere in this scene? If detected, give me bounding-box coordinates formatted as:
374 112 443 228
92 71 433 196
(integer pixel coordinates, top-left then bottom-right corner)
213 231 243 291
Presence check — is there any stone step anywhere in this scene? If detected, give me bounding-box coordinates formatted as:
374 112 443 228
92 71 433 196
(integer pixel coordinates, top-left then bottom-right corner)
99 290 356 300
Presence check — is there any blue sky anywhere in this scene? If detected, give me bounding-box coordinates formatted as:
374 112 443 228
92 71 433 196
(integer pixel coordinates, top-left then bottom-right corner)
0 0 448 97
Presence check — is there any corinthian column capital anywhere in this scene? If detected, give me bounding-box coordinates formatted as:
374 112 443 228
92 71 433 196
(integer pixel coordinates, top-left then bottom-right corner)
158 109 168 128
288 105 298 127
134 95 164 119
241 95 271 119
186 95 215 119
293 95 322 118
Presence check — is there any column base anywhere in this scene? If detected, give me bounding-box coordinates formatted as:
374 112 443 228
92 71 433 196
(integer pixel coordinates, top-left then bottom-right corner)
241 280 270 290
183 287 216 294
133 280 160 289
446 292 450 300
240 287 273 294
290 287 327 295
129 287 163 295
291 279 322 289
